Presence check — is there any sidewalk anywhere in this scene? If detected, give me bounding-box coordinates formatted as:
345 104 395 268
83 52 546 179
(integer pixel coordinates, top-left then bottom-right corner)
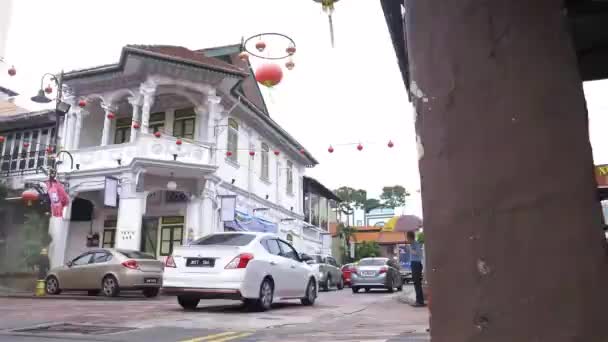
0 286 164 301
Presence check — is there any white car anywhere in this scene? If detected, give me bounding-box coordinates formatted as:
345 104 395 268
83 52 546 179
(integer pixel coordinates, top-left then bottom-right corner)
162 232 318 311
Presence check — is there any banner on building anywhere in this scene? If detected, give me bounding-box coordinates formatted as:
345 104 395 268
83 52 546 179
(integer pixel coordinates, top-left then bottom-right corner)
223 210 278 234
104 177 118 208
220 195 236 222
46 180 70 218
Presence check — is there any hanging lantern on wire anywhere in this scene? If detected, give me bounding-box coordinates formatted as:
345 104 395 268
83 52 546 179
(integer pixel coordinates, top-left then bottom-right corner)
78 99 87 108
21 189 39 207
285 59 295 71
7 65 16 76
255 63 283 88
255 40 267 52
357 143 363 151
328 145 334 153
313 0 340 47
388 140 394 148
44 84 53 94
238 51 249 62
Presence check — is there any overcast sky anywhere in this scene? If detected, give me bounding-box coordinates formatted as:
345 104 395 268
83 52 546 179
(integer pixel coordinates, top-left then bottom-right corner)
3 1 608 219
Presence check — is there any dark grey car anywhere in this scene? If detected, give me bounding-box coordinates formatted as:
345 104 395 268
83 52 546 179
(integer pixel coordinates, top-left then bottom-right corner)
307 255 344 291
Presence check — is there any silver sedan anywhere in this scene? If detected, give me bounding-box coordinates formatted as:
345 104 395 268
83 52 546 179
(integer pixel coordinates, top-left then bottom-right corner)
45 249 164 297
351 257 403 293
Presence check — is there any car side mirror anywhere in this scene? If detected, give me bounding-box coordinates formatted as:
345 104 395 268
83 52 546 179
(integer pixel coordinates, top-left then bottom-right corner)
66 261 73 267
300 253 312 262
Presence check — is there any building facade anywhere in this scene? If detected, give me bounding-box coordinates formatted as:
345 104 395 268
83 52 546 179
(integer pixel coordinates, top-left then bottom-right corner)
0 44 331 268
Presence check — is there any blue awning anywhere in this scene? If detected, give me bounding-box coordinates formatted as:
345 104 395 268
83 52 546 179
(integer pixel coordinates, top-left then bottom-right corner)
223 211 278 234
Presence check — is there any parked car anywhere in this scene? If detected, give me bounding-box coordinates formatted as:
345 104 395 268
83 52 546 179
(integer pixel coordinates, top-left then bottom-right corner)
341 263 356 287
351 257 403 293
45 249 163 298
162 232 318 311
400 260 412 284
307 254 344 291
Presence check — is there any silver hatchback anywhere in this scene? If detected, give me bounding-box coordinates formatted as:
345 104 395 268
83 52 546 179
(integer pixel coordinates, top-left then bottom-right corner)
45 249 164 297
351 257 403 293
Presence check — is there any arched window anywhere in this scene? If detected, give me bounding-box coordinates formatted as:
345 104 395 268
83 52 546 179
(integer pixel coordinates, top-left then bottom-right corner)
227 118 238 162
261 143 270 180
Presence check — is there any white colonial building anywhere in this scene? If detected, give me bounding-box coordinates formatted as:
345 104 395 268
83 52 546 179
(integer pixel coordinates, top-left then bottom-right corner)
0 44 333 268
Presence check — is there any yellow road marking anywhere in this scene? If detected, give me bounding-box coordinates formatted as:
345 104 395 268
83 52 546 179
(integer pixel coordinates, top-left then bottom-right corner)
210 332 252 342
179 331 238 342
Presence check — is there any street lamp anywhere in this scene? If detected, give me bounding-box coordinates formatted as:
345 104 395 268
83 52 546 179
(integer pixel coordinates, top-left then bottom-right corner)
31 72 70 156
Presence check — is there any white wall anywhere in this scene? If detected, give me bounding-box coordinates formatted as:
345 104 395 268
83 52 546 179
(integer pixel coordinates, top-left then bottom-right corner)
0 0 12 61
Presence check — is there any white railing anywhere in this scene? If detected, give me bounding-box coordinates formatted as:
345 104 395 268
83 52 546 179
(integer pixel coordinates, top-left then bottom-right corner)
58 134 213 173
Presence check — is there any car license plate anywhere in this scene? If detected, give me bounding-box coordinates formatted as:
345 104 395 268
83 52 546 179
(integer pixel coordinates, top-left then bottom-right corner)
144 278 158 284
362 271 376 277
186 258 214 267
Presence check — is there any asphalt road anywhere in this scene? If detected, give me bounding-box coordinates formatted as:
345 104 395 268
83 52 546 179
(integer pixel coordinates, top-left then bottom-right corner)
0 286 429 342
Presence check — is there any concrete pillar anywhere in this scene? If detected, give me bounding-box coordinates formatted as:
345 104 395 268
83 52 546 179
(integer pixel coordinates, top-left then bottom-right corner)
100 105 114 146
405 1 608 341
129 96 141 143
140 86 156 134
64 112 77 150
71 110 84 150
201 196 215 236
186 196 203 241
115 179 145 250
206 95 222 143
48 204 71 268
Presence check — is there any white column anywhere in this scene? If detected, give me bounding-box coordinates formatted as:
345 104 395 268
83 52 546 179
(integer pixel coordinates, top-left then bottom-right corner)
140 87 156 134
206 95 222 143
100 105 114 146
247 129 256 193
48 204 72 268
115 177 145 250
194 106 207 142
201 196 215 235
71 110 84 150
186 196 203 241
129 96 141 143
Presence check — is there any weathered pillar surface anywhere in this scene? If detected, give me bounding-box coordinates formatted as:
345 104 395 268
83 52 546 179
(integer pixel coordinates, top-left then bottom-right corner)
405 1 608 341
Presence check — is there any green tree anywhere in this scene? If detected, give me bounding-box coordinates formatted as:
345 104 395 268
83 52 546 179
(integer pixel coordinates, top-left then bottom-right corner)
335 186 367 226
337 223 356 262
380 185 410 208
356 241 381 260
364 198 382 213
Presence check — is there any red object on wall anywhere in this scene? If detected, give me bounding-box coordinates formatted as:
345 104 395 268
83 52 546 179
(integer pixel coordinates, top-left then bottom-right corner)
132 122 140 129
7 66 16 76
299 148 306 154
154 131 162 138
226 151 233 157
0 136 5 143
249 150 256 157
107 112 116 120
46 180 70 217
78 100 87 108
176 139 183 146
23 142 30 148
44 84 53 94
274 150 280 156
255 63 283 87
46 146 54 154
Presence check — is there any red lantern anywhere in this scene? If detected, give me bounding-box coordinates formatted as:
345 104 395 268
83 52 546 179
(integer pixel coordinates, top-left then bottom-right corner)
285 60 295 70
300 148 306 154
255 41 266 52
107 112 116 120
0 136 4 143
239 51 249 62
328 145 334 153
357 143 363 151
7 66 16 76
249 150 256 157
46 146 53 154
274 150 280 156
286 46 296 55
132 122 140 129
388 140 394 148
154 131 162 138
226 151 233 157
176 139 183 146
255 63 283 88
44 84 53 94
78 99 87 108
21 189 39 207
23 142 30 148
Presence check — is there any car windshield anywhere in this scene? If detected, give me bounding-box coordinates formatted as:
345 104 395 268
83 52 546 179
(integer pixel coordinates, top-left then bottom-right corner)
116 250 156 260
192 234 255 246
358 259 387 266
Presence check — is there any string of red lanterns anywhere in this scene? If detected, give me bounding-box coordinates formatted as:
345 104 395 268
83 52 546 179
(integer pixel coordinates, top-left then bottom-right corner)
241 33 297 89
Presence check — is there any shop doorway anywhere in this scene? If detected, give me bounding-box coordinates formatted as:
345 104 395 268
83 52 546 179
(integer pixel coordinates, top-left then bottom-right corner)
141 218 159 258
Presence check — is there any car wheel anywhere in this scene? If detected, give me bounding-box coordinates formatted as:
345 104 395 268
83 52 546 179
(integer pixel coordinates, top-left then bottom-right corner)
87 290 100 296
45 276 61 295
321 275 330 292
143 288 160 298
352 286 360 294
101 275 120 297
248 278 274 312
397 283 404 291
337 277 344 290
301 278 317 306
178 296 200 310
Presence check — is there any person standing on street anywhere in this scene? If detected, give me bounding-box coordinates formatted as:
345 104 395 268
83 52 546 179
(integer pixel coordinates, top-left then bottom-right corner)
407 231 425 307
